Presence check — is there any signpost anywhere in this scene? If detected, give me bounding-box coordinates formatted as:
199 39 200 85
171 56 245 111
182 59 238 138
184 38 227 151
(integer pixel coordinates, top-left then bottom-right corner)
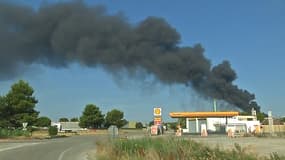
152 107 162 135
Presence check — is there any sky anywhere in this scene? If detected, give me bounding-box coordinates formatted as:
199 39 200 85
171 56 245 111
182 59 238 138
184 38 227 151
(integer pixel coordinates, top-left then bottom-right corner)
1 0 285 122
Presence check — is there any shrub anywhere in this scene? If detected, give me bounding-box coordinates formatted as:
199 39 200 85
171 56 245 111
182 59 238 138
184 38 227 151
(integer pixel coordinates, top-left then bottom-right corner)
48 126 58 136
0 128 30 138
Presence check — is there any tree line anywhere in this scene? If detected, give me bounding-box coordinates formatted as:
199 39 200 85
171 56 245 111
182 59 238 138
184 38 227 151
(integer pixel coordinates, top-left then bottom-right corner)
56 105 128 128
78 104 128 128
0 80 140 130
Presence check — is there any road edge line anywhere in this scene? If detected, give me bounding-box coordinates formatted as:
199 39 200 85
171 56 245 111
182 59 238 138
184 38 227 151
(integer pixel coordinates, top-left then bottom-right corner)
58 147 73 160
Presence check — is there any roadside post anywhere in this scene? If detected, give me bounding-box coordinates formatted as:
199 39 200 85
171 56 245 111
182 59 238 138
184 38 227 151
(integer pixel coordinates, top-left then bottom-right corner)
201 124 208 137
176 125 182 136
108 125 118 138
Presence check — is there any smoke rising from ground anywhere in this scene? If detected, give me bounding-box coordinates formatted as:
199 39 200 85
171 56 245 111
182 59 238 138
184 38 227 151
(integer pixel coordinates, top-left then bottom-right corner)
0 1 258 112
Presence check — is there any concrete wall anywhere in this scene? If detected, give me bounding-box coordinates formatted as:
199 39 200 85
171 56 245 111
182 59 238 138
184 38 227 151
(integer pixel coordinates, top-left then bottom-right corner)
261 125 285 133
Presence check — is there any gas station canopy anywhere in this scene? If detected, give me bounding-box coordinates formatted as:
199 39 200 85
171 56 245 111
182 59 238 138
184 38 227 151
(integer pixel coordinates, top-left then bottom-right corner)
169 111 239 118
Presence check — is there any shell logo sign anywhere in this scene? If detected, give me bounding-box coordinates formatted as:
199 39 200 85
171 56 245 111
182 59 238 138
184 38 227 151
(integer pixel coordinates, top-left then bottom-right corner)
153 107 161 116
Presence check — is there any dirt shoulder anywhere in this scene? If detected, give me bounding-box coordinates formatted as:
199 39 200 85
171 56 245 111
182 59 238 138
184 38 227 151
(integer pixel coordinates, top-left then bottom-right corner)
189 135 285 157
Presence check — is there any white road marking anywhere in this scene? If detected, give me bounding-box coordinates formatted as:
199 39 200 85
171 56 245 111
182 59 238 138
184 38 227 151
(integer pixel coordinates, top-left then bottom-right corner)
58 147 73 160
79 151 89 160
0 143 39 152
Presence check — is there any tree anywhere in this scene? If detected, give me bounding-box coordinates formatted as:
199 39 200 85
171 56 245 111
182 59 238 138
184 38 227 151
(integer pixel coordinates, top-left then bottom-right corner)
257 112 267 122
4 80 39 128
136 122 143 129
59 118 69 122
79 104 104 128
281 117 285 123
105 109 127 128
178 118 186 128
148 121 154 126
70 117 79 122
0 96 9 128
35 116 51 127
166 122 178 131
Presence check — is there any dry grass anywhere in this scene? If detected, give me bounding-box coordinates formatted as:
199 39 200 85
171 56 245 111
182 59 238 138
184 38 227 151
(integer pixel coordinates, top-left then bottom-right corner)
94 136 285 160
31 130 48 138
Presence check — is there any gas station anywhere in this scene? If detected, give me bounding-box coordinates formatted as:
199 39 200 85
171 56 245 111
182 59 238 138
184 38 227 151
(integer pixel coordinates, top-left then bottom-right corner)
169 111 260 136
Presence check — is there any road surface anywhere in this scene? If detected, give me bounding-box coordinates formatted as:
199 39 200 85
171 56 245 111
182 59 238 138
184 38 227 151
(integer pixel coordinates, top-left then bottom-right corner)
0 135 99 160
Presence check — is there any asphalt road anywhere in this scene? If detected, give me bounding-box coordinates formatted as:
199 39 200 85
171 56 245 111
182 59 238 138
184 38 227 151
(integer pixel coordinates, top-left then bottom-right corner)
0 135 99 160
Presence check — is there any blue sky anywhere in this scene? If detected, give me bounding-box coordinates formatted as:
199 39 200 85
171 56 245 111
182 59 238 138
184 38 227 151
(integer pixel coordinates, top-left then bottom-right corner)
1 0 285 122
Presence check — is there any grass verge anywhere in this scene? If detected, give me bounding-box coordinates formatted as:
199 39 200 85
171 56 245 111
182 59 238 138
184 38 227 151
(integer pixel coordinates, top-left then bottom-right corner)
95 137 284 160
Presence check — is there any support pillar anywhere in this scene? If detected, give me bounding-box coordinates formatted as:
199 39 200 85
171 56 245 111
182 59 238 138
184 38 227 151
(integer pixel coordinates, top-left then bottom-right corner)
186 118 190 133
196 118 199 133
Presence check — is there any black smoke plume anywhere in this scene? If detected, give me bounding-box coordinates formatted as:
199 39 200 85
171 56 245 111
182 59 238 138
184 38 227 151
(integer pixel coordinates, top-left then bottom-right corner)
0 1 259 112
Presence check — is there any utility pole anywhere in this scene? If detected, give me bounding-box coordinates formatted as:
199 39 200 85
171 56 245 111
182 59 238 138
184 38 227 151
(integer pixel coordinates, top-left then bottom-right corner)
213 98 217 112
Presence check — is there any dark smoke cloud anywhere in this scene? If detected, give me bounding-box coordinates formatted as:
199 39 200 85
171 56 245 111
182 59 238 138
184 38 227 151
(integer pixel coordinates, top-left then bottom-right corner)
0 1 258 112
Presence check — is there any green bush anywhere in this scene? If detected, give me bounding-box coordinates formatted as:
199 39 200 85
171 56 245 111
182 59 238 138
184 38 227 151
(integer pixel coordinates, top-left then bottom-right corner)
0 128 30 138
48 126 58 136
